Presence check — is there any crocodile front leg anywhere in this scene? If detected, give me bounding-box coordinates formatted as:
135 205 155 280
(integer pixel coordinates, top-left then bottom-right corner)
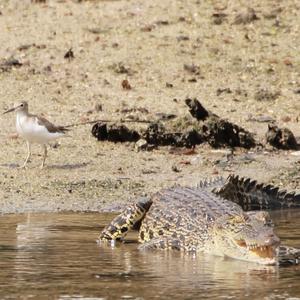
278 245 300 266
99 197 152 241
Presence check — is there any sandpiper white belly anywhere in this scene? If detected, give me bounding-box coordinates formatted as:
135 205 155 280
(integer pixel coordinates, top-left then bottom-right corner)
16 113 64 144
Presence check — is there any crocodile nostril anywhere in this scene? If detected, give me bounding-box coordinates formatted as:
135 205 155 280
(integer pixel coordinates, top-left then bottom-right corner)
265 234 280 246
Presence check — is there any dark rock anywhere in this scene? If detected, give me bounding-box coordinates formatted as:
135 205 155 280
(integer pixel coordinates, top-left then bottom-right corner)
294 88 300 94
91 122 140 142
185 98 211 121
184 99 256 148
155 20 169 26
91 122 108 140
171 165 181 172
121 79 132 90
142 122 203 148
202 117 256 148
64 48 74 60
266 124 298 150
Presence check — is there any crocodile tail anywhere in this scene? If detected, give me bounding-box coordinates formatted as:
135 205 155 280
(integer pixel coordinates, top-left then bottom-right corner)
215 174 300 211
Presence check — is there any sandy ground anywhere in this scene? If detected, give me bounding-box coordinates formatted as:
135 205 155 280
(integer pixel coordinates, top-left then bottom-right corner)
0 0 299 214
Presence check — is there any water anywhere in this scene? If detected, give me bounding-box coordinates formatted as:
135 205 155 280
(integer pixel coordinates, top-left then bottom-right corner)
0 210 300 299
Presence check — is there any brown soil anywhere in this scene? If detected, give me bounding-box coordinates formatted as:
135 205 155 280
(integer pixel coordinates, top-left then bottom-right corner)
0 0 299 214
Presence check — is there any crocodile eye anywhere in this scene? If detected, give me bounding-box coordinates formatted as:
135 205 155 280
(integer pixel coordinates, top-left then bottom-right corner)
229 215 244 224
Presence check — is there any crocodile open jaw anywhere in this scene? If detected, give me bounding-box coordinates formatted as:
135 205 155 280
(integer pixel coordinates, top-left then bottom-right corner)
236 239 276 260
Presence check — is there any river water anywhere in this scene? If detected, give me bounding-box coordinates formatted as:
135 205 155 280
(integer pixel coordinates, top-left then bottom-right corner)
0 210 300 299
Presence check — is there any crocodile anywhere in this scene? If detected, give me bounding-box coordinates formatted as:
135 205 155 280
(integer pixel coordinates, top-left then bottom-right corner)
99 175 300 265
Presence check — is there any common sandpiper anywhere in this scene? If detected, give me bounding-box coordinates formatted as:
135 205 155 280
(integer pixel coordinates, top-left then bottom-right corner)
3 101 69 168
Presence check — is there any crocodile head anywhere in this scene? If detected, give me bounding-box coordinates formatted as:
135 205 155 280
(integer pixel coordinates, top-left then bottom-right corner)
213 211 280 265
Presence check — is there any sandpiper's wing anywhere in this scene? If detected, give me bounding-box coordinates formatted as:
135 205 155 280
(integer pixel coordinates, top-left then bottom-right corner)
36 115 69 134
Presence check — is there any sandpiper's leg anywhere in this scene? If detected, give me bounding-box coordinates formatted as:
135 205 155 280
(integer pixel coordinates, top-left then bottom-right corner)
20 141 31 168
41 144 47 169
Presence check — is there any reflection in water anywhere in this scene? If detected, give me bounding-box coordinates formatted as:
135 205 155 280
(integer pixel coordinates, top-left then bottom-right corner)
0 211 299 299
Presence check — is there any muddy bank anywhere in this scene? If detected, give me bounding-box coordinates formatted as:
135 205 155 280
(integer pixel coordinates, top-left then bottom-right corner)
0 0 299 214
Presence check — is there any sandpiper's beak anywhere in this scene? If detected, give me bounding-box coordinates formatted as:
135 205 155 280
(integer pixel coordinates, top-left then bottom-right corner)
3 107 16 114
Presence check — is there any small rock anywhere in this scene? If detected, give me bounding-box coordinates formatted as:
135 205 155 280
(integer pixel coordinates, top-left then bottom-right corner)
121 79 132 90
142 169 157 174
183 63 201 75
135 139 148 152
111 62 133 75
177 35 189 41
171 165 181 172
64 48 74 60
234 8 259 25
51 142 60 149
212 12 227 25
140 24 155 32
294 88 300 94
155 20 169 26
216 88 232 96
18 44 34 51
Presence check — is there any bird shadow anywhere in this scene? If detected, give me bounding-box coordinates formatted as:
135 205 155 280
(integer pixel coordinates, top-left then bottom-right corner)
0 162 90 170
47 162 90 170
0 163 20 169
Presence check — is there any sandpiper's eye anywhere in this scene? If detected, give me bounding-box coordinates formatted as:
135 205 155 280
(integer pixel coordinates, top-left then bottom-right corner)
20 103 24 107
